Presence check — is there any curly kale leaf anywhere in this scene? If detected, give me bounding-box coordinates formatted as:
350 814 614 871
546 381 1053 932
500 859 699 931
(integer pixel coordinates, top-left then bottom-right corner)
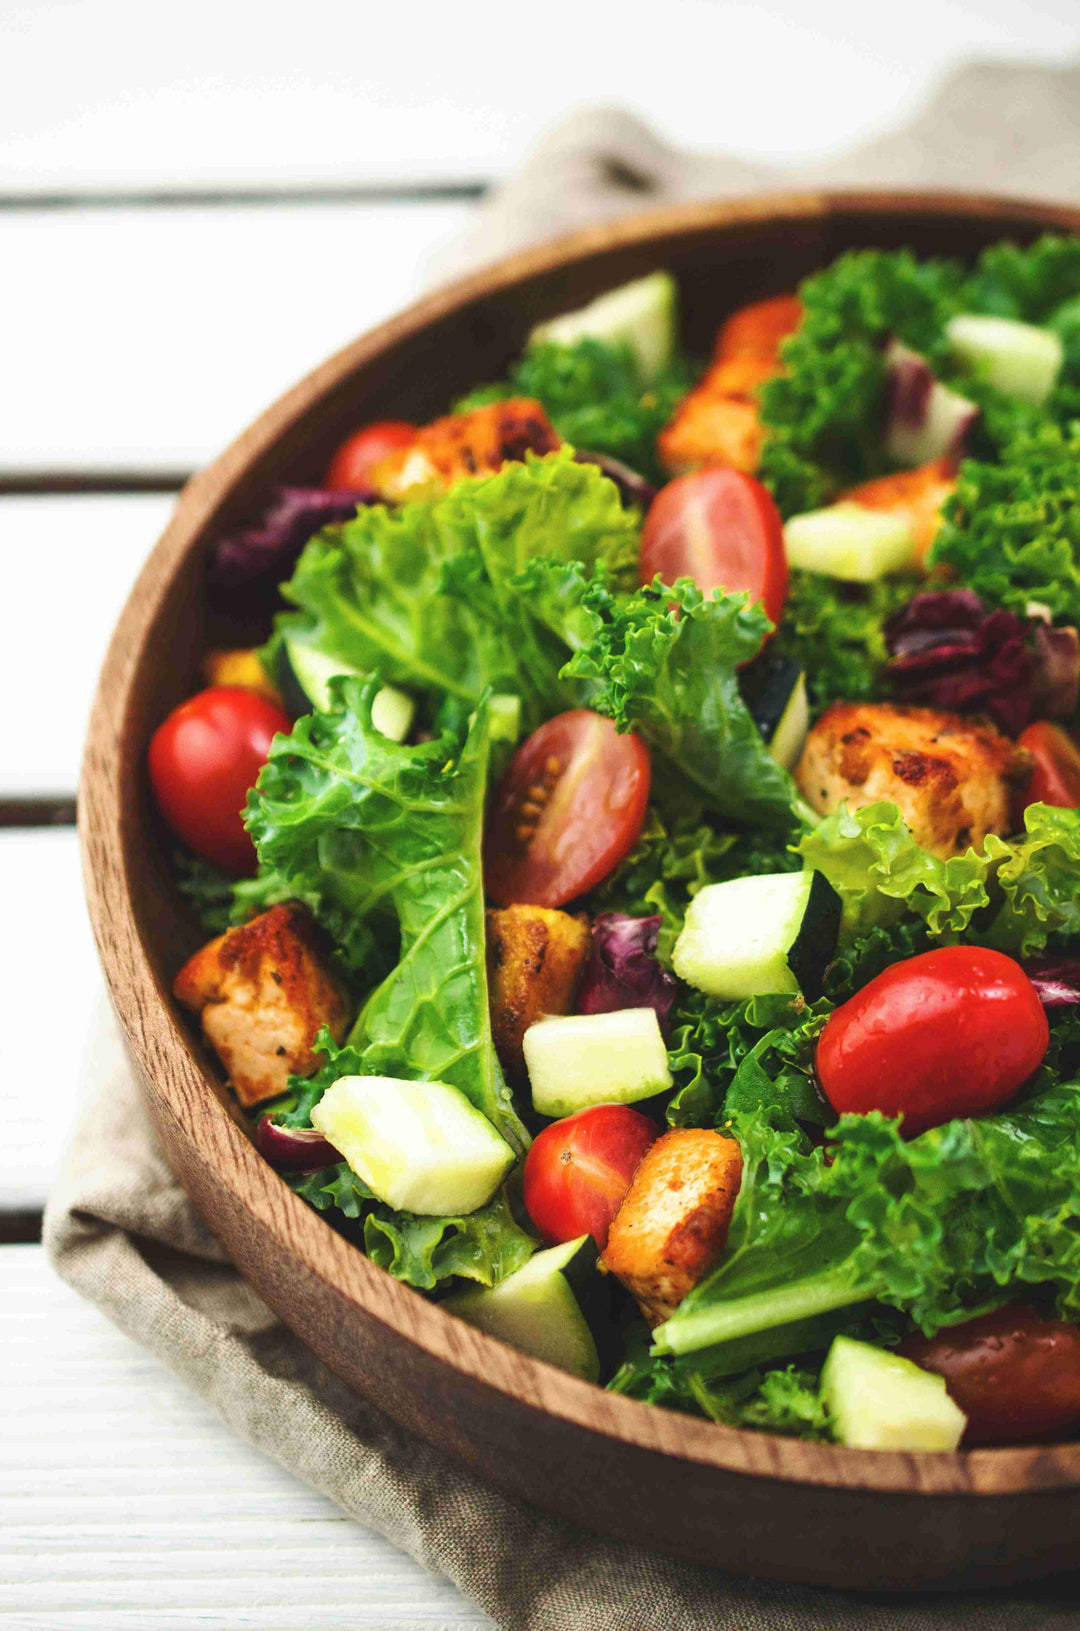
770 568 920 713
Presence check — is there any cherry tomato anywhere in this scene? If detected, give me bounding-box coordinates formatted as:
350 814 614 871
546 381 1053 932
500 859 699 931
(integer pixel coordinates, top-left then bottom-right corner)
484 710 651 908
523 1104 660 1250
639 468 788 629
149 687 291 874
816 946 1049 1136
1016 721 1080 816
325 420 417 490
900 1305 1080 1445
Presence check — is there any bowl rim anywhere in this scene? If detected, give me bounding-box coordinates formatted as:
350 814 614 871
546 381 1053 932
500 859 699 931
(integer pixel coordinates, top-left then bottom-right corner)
80 186 1080 1501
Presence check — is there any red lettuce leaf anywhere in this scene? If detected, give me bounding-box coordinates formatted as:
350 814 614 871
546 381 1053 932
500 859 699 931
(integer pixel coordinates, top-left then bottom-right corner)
1022 958 1080 1010
578 912 676 1037
209 487 373 588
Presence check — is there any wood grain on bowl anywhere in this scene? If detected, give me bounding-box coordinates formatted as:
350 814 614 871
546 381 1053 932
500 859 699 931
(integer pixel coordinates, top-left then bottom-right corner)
81 191 1080 1591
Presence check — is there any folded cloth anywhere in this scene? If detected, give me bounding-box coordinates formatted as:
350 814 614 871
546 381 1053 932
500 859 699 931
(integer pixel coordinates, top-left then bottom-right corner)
48 65 1080 1630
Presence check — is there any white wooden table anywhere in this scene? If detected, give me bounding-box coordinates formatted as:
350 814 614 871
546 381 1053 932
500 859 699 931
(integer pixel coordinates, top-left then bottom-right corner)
4 6 1078 1623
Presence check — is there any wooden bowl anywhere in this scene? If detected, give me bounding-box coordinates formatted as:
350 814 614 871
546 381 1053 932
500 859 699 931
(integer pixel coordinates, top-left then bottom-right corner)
81 191 1080 1592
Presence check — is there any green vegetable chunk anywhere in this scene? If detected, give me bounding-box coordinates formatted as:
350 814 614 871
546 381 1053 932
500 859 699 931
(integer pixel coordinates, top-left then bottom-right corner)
946 314 1063 406
529 273 678 385
444 1234 603 1380
523 1009 673 1118
673 870 840 1001
278 634 415 740
310 1075 515 1216
821 1336 966 1451
783 505 916 582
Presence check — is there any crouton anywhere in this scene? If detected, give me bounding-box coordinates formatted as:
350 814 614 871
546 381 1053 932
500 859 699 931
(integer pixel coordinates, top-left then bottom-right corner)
658 294 801 477
486 905 590 1078
839 458 957 568
201 648 285 706
602 1129 743 1327
372 398 560 500
173 903 350 1107
795 701 1023 859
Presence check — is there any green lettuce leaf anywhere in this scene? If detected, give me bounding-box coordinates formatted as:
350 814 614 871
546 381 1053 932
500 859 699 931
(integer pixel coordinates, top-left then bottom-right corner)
982 803 1080 956
275 448 638 729
454 337 694 485
564 578 799 831
287 1162 534 1291
245 677 526 1151
666 991 829 1131
929 423 1080 625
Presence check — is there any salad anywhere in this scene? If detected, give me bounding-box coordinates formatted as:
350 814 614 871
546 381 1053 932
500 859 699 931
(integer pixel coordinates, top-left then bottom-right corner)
153 238 1080 1453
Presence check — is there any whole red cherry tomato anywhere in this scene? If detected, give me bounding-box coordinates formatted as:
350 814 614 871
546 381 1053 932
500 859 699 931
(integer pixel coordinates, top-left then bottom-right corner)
523 1104 660 1250
1016 721 1080 816
325 420 417 490
900 1305 1080 1445
484 710 651 908
149 686 291 874
816 946 1049 1136
639 468 788 629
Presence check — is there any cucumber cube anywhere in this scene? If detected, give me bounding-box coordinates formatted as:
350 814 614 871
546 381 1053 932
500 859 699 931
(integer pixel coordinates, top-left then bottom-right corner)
444 1235 601 1380
529 272 677 385
282 636 416 741
947 313 1063 407
672 869 840 1002
784 504 916 582
310 1075 514 1216
822 1336 967 1451
523 1008 672 1119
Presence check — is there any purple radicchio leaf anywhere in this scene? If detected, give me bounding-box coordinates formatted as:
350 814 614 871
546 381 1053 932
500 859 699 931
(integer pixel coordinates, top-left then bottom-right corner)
1021 958 1080 1010
255 1116 340 1172
577 912 676 1037
208 486 374 589
883 590 1080 737
573 449 658 512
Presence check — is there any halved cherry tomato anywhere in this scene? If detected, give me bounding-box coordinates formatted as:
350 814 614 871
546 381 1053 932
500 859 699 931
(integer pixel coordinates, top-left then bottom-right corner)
639 469 788 628
900 1305 1080 1445
816 946 1049 1137
523 1104 660 1249
325 420 417 490
1016 721 1080 815
484 710 651 908
149 687 291 874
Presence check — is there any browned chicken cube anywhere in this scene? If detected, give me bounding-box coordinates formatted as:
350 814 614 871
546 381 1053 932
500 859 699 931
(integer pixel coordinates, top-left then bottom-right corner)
173 904 351 1108
486 905 591 1078
795 702 1024 859
602 1129 743 1328
839 458 958 569
658 293 802 476
372 398 560 500
201 647 285 706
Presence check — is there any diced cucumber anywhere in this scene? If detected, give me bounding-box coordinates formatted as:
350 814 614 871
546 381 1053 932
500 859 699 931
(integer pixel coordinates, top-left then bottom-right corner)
784 505 916 582
281 635 415 741
672 869 841 1002
821 1336 967 1451
947 313 1063 407
443 1234 602 1380
309 1075 515 1216
882 340 978 466
523 1008 672 1119
528 272 677 385
748 659 809 772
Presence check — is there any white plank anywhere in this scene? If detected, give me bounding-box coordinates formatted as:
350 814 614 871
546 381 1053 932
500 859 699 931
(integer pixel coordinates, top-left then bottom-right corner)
1 1244 494 1628
2 0 1078 191
0 832 100 1211
0 494 174 795
0 201 471 472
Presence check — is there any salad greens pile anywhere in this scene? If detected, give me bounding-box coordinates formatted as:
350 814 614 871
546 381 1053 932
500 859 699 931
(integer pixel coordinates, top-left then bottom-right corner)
175 233 1080 1444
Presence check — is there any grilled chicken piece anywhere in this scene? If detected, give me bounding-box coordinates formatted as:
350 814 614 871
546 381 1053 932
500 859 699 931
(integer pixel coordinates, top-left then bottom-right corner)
795 702 1023 859
840 458 958 569
602 1129 743 1328
201 647 284 706
486 905 590 1078
372 398 560 500
658 293 801 476
174 904 350 1108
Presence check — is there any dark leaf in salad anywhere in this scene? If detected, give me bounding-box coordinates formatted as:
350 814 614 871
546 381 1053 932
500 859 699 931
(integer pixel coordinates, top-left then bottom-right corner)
255 1116 340 1172
573 449 658 511
577 912 676 1037
1031 620 1080 721
208 486 373 589
1021 958 1080 1010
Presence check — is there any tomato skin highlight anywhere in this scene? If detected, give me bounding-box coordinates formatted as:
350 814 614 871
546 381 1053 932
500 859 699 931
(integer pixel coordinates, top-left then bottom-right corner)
639 468 788 629
149 687 291 874
324 420 417 490
900 1305 1080 1445
523 1104 660 1250
484 710 651 908
1016 721 1080 815
816 946 1049 1136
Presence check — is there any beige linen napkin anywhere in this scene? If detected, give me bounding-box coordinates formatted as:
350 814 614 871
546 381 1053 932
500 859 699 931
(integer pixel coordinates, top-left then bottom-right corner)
48 60 1080 1629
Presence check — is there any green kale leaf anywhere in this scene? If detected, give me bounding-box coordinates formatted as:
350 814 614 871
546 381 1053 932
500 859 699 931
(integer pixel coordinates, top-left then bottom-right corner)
770 568 919 713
